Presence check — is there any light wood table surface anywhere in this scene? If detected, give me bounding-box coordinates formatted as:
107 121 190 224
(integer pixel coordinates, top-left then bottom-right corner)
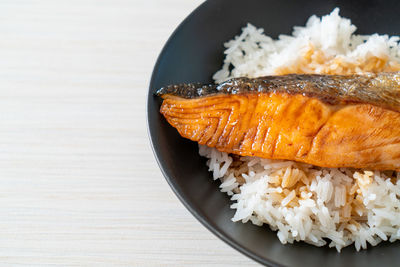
0 0 260 266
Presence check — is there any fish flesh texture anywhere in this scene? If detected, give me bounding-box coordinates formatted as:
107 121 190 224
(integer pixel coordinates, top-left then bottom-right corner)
156 73 400 170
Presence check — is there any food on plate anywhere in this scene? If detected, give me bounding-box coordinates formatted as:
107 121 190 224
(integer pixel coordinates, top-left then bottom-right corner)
157 8 400 251
157 72 400 170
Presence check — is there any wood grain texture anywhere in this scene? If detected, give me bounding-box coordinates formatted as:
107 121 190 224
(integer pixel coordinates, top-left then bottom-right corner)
0 0 260 266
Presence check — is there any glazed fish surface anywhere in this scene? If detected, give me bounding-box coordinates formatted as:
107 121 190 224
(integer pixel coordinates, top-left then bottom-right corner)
156 72 400 170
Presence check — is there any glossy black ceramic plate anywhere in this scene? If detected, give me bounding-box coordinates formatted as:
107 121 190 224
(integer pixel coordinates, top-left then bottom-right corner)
147 0 400 266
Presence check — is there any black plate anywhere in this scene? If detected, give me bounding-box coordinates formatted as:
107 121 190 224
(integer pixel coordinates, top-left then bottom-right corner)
147 0 400 266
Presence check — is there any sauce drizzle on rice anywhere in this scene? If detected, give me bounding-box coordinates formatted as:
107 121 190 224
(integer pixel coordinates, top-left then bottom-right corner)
206 8 400 251
275 44 400 75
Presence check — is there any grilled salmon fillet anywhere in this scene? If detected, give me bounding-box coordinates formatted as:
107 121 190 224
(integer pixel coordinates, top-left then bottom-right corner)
156 73 400 170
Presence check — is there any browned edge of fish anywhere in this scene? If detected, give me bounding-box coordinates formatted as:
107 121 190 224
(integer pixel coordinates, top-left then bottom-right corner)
156 73 400 113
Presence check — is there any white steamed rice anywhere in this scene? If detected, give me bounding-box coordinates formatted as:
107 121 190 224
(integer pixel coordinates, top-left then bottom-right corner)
200 8 400 252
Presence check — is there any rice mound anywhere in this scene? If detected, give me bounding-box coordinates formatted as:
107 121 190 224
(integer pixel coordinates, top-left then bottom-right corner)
203 8 400 252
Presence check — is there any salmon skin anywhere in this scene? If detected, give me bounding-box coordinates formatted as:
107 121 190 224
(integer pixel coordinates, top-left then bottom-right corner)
156 73 400 170
157 73 400 112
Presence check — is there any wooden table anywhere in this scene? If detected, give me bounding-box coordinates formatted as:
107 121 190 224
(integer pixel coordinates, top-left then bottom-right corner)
0 0 259 265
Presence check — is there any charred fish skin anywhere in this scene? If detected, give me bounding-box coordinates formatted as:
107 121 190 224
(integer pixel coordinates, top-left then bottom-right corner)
156 83 219 99
156 72 400 113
